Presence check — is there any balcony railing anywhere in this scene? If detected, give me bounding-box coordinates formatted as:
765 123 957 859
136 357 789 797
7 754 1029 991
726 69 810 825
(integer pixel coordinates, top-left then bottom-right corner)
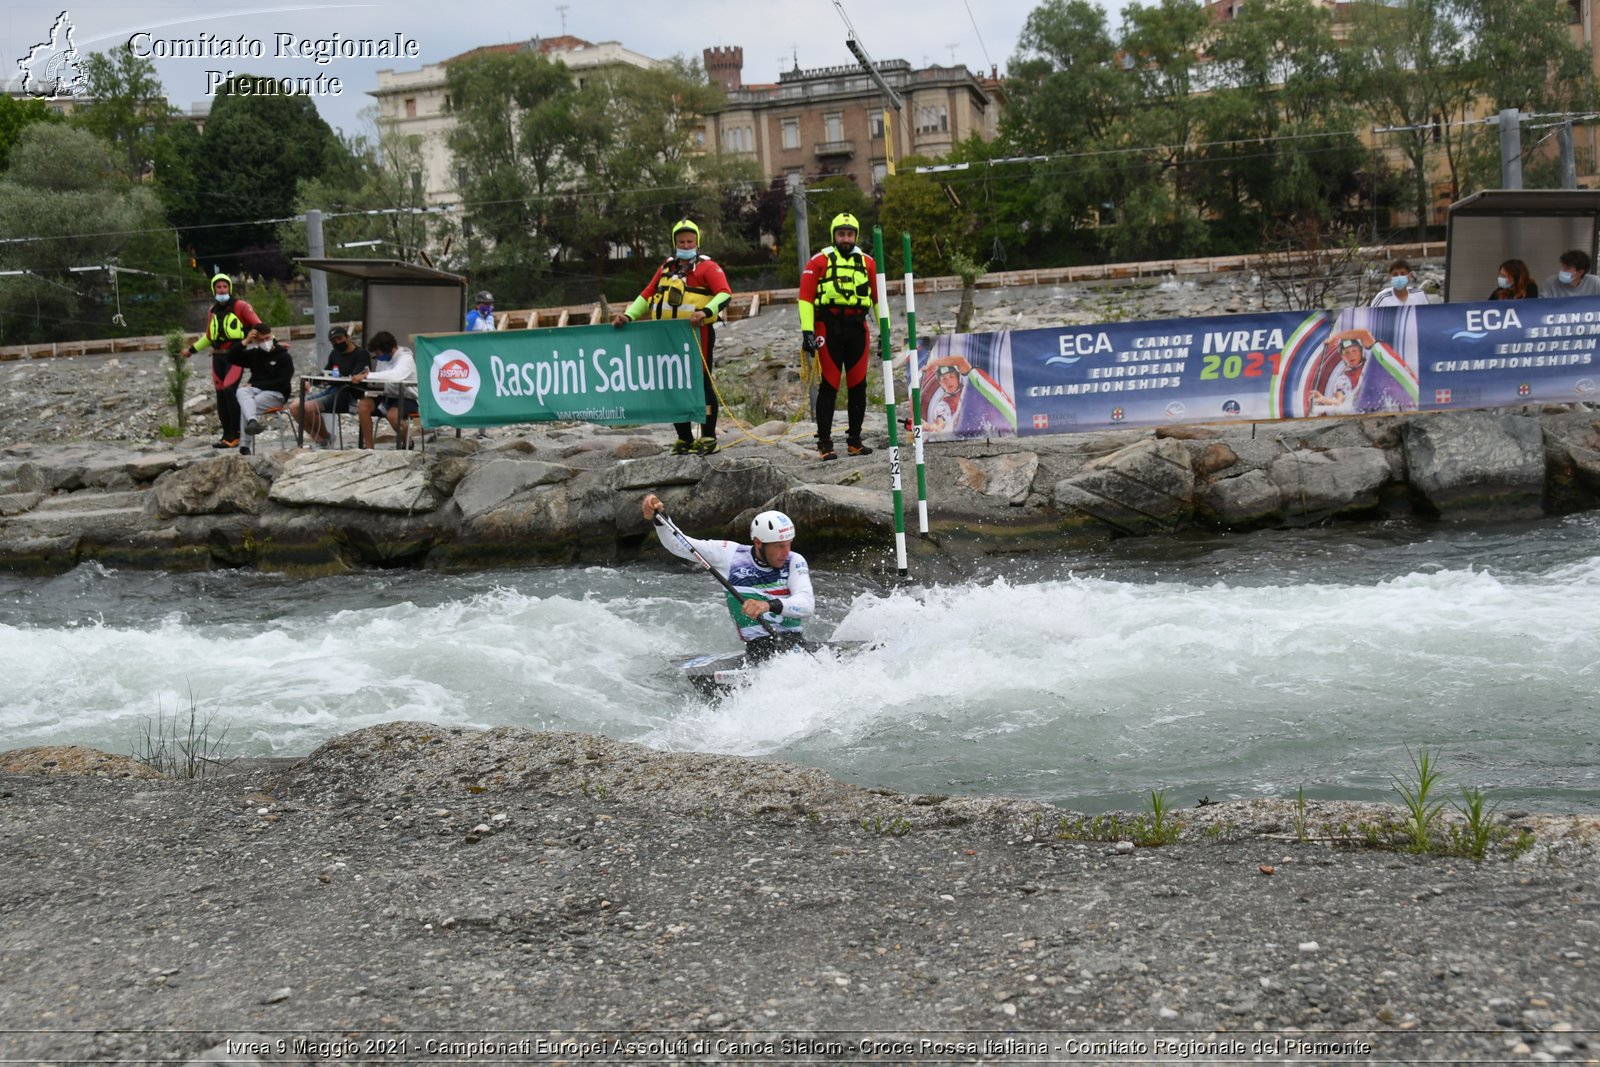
814 139 855 157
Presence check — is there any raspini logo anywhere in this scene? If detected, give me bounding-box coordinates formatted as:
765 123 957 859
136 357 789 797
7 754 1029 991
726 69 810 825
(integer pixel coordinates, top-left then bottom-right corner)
16 11 86 99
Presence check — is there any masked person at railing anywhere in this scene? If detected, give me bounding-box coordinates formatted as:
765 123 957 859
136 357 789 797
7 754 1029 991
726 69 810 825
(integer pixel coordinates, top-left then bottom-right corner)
798 213 878 461
613 219 732 455
1369 259 1429 308
1488 259 1539 301
180 273 263 449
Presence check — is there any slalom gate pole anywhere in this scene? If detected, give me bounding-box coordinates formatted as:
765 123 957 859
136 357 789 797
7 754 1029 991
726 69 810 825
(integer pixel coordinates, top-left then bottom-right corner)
872 225 909 577
902 231 929 537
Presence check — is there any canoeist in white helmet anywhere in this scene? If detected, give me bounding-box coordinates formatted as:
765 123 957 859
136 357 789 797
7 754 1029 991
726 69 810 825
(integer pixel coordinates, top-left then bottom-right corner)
641 493 814 661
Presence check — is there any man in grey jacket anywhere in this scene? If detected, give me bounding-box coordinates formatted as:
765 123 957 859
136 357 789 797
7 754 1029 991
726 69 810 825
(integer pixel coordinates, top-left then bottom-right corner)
1542 250 1600 298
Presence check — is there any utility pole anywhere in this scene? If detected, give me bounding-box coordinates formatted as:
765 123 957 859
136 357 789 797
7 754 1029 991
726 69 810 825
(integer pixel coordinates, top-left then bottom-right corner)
1498 109 1523 189
793 179 810 277
305 209 331 364
1559 119 1579 190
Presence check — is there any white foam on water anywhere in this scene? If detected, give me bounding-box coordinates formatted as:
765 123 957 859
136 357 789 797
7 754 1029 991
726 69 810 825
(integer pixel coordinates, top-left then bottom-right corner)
3 548 1598 810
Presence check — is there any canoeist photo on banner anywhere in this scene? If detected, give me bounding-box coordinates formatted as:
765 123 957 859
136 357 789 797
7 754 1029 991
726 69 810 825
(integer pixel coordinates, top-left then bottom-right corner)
1272 305 1421 420
915 333 1018 441
914 297 1600 439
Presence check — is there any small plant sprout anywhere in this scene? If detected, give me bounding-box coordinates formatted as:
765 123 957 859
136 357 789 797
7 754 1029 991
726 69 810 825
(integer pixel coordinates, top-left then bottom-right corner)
1451 785 1500 861
1391 746 1446 853
1294 785 1309 844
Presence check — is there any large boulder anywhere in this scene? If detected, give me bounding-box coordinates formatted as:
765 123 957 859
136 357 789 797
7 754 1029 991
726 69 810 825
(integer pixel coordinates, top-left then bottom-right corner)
1196 468 1282 527
451 458 576 521
148 454 265 517
1401 412 1544 520
955 452 1039 505
1266 446 1393 523
1051 437 1195 534
268 452 441 513
1539 411 1600 513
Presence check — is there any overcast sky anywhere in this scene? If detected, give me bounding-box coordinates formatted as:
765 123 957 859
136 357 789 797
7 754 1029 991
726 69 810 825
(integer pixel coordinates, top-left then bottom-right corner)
3 0 1145 140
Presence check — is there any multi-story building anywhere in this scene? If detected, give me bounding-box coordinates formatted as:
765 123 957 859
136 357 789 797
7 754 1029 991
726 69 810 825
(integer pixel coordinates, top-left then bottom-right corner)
370 36 660 205
697 47 1000 193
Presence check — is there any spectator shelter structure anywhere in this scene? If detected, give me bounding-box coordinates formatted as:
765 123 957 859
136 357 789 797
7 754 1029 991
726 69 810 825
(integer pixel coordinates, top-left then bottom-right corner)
294 258 467 349
1443 190 1600 302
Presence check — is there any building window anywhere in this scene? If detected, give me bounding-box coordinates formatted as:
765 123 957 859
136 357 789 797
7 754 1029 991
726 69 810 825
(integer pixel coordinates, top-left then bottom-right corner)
872 161 888 188
404 97 417 119
694 128 705 147
916 105 949 135
723 126 753 153
869 112 884 140
782 119 800 150
785 168 803 192
824 112 843 142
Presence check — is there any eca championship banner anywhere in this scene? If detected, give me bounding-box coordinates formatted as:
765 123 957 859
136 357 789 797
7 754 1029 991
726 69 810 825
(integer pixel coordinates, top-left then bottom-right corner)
912 297 1600 439
414 319 704 428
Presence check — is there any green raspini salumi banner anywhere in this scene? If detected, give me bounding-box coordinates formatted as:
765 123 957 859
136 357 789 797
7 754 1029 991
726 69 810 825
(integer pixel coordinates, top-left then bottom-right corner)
414 320 705 428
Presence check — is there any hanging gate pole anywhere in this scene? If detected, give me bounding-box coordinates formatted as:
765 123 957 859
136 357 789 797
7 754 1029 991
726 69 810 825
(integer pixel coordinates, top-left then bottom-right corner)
902 231 928 536
872 225 908 577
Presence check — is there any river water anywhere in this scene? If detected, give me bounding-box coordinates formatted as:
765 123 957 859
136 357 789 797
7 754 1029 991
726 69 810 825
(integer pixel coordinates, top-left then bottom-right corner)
3 515 1597 814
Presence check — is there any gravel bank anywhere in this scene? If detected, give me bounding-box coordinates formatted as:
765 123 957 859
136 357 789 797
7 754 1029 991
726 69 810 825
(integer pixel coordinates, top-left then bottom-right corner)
2 723 1595 1064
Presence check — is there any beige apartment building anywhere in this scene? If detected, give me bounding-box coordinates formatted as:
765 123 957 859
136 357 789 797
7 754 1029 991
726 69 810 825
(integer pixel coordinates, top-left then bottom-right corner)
697 47 1000 192
369 36 660 205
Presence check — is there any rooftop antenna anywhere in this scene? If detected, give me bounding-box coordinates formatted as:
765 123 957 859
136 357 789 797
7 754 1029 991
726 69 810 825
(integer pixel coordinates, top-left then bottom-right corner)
556 4 569 34
946 43 958 65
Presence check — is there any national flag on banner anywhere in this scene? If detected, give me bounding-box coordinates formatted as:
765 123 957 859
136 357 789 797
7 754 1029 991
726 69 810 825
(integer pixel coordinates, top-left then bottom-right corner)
1111 407 1125 422
1032 413 1049 430
1518 383 1531 397
1435 388 1451 404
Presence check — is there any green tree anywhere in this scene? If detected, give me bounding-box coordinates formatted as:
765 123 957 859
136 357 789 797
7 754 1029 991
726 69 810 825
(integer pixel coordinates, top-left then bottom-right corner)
878 154 978 276
1001 0 1136 243
0 95 60 172
188 74 346 276
72 49 177 177
1202 0 1366 242
0 124 178 344
1345 0 1470 240
1106 0 1216 258
447 48 585 297
1453 0 1599 192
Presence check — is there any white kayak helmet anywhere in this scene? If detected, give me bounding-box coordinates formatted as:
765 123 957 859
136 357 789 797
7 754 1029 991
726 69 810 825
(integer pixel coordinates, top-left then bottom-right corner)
750 510 796 544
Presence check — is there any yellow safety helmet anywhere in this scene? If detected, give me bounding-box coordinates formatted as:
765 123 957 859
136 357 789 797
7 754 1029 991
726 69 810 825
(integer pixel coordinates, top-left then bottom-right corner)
830 212 860 236
209 272 233 291
671 218 700 242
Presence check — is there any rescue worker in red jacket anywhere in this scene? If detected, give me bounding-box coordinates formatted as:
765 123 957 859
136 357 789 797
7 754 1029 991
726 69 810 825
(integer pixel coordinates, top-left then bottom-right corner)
798 213 877 460
181 273 264 448
613 219 733 455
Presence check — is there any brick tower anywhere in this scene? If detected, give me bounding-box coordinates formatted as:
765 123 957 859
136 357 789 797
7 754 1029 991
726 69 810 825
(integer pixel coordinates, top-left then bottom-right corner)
703 46 744 91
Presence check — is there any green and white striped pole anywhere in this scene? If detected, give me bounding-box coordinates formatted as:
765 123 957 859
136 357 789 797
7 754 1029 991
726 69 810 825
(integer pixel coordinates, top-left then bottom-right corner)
902 231 928 536
872 225 908 577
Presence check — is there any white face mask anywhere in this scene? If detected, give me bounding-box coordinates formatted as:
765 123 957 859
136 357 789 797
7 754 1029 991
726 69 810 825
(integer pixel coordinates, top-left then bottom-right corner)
1559 270 1576 285
1498 275 1511 290
1391 275 1408 291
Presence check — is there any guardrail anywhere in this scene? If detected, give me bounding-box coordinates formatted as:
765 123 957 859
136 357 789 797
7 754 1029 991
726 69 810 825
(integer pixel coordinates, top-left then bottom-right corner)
0 242 1437 363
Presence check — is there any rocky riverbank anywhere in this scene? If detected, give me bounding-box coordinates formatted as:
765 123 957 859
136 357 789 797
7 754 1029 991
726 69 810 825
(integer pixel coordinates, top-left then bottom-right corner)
1 722 1596 1064
10 264 1600 578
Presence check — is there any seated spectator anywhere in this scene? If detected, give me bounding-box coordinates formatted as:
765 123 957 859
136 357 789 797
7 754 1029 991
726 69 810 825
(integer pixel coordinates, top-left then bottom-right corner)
1541 250 1600 298
290 325 370 448
1370 259 1429 307
230 325 295 456
354 330 418 449
1488 259 1539 300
